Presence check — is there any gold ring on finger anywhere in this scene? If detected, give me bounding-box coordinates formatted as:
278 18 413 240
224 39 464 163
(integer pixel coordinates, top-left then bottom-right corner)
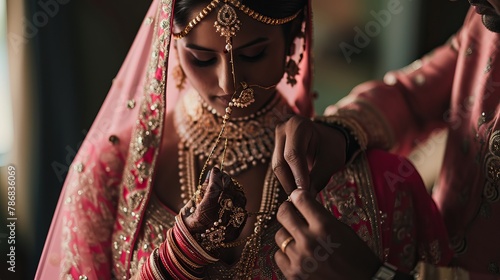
280 236 295 253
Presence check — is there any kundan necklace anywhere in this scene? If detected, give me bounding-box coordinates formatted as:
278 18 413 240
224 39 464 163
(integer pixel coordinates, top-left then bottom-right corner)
173 89 291 278
174 89 292 205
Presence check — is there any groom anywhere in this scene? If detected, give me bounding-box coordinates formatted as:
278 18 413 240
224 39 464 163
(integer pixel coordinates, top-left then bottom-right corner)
273 0 500 279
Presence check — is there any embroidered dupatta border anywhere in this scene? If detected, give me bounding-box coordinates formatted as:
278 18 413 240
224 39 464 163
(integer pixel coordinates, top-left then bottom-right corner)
111 0 173 278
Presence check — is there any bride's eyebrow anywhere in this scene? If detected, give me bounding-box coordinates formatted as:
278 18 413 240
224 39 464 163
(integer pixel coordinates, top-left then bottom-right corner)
185 37 269 52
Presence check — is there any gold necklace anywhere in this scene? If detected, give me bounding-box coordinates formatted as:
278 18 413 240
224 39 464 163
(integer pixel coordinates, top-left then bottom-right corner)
173 90 289 278
206 166 280 279
174 90 291 204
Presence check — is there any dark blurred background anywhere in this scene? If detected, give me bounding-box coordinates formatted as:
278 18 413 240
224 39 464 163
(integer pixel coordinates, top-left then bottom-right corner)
0 0 469 278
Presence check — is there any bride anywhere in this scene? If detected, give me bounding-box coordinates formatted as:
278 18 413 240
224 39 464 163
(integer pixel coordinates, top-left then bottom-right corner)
36 0 452 279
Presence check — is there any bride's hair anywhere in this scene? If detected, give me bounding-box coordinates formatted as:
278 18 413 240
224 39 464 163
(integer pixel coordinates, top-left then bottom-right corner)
174 0 307 45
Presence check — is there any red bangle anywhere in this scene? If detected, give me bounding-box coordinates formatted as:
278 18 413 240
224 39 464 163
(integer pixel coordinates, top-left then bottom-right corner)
140 254 155 280
172 225 207 266
174 215 218 263
159 242 182 280
166 239 198 280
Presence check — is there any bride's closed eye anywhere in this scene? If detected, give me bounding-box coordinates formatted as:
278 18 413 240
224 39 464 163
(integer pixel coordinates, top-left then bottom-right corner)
239 47 267 62
190 53 217 67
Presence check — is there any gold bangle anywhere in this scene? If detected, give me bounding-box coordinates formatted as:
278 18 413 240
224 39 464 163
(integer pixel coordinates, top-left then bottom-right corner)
413 262 470 280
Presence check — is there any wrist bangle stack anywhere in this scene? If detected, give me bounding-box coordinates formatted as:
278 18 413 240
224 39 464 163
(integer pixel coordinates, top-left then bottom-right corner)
140 214 219 279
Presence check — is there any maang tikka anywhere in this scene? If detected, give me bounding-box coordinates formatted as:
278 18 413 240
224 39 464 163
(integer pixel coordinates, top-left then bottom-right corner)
214 3 241 53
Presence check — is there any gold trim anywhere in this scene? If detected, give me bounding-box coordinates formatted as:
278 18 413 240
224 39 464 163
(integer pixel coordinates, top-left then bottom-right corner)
413 262 470 280
323 99 396 150
350 153 383 258
112 0 173 278
319 153 383 259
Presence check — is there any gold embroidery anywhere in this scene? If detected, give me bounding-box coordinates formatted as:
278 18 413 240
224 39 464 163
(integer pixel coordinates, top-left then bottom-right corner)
351 154 383 258
61 151 121 279
482 130 500 208
320 153 383 259
112 1 173 278
490 130 500 157
326 100 395 150
129 195 175 276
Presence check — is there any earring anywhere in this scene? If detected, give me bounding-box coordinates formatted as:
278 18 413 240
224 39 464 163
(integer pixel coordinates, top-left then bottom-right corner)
285 58 299 87
231 82 255 108
173 64 186 90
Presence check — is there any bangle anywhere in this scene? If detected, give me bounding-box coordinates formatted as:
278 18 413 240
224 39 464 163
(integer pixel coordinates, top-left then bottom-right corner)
166 237 203 280
412 262 470 280
159 242 182 280
174 215 219 263
173 225 207 266
167 228 203 269
313 115 368 150
372 262 398 280
149 248 167 280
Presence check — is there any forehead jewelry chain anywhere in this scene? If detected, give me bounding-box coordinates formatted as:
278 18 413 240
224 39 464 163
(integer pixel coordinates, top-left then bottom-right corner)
196 3 241 188
196 4 275 201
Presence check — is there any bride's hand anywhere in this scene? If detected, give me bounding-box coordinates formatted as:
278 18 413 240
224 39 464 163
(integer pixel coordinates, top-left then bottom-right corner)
180 167 247 249
272 115 347 195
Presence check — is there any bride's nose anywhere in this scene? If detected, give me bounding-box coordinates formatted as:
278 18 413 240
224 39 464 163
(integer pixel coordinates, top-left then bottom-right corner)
217 58 237 95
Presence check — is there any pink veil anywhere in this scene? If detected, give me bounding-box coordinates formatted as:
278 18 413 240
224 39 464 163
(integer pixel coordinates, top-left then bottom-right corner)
35 0 314 278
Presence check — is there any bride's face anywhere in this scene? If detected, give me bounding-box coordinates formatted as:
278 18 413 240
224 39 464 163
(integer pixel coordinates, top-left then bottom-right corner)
175 6 288 117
